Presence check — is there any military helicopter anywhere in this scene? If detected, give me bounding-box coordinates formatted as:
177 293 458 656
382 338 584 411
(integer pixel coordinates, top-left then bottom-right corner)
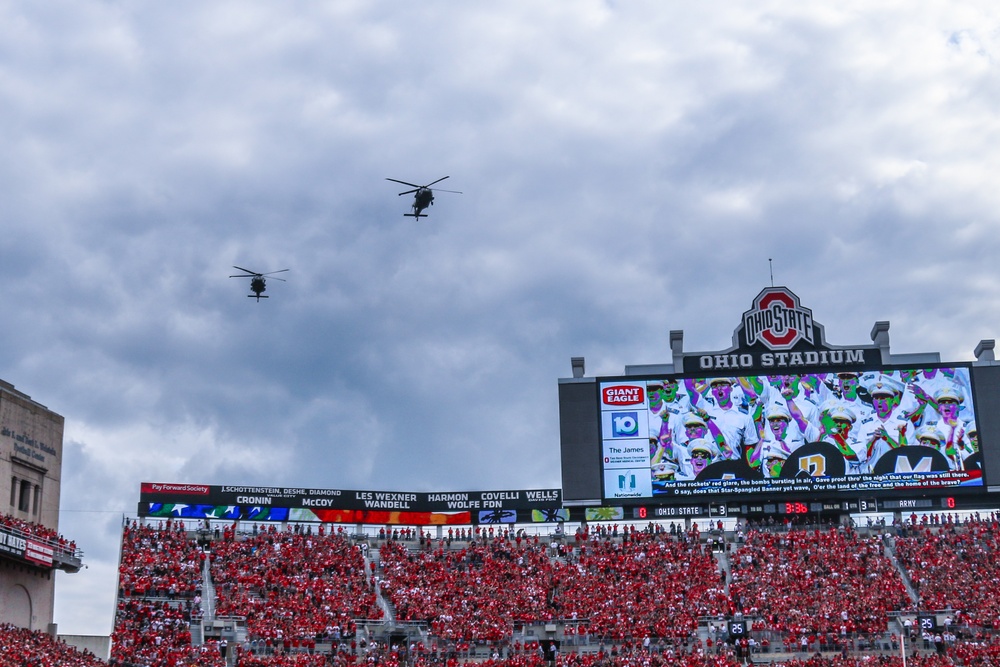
385 176 462 218
229 266 289 301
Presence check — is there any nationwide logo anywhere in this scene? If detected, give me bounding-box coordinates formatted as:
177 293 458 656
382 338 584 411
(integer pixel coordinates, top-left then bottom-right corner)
602 385 644 406
742 287 815 350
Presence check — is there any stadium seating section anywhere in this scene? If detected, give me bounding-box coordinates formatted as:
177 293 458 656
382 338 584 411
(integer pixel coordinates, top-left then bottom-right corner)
1 511 80 560
12 514 1000 666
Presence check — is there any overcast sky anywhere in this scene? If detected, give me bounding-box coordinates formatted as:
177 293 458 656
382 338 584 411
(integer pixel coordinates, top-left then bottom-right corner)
2 0 999 635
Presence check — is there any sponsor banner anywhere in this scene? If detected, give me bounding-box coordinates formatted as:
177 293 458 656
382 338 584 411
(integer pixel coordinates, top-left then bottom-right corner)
142 503 473 525
140 484 561 512
141 503 573 526
531 508 569 522
603 467 653 499
478 509 517 524
601 383 645 408
140 483 211 495
602 439 650 468
309 509 472 526
0 528 54 569
585 507 624 521
24 539 54 566
0 528 28 560
601 410 648 440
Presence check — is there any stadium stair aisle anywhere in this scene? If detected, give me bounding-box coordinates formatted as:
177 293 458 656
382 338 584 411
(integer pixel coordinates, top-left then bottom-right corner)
203 549 217 622
369 547 398 624
882 534 921 607
713 540 732 592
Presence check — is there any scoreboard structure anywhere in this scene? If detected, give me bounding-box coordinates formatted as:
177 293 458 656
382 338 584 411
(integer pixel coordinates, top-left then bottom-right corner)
559 286 1000 519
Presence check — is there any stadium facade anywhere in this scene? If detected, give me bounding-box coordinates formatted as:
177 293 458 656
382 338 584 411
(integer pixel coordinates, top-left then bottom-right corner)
0 379 82 632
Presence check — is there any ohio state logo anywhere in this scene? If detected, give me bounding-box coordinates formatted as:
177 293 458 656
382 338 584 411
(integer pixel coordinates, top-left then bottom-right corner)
742 288 814 350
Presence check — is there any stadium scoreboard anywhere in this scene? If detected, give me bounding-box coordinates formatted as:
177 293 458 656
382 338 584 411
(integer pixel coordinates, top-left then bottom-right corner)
560 286 1000 517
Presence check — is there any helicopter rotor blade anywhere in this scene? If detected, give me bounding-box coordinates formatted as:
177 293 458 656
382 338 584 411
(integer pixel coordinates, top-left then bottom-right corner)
424 176 450 187
232 265 262 276
386 178 422 188
260 269 290 277
429 188 463 194
396 189 419 196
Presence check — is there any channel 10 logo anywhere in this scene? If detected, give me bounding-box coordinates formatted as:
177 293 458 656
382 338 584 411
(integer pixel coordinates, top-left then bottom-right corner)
610 411 640 438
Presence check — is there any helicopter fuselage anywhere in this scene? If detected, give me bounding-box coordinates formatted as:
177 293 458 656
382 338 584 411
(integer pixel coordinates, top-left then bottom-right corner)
250 277 267 299
407 188 435 217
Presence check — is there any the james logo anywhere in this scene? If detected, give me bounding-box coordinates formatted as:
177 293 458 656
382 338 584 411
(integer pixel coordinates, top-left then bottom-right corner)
602 385 644 406
742 287 815 350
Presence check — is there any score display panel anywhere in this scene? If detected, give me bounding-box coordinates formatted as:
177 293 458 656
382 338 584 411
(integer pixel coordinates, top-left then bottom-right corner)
623 495 967 521
598 364 987 507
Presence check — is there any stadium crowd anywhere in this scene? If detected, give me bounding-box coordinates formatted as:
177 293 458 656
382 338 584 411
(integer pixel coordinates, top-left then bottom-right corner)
893 516 1000 631
115 520 205 599
0 511 78 558
552 528 728 641
378 536 558 641
0 623 105 667
209 526 381 643
10 513 1000 667
728 527 911 636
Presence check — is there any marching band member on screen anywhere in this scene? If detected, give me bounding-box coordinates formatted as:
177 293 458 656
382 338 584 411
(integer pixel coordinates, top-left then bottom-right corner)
649 410 684 466
855 377 913 464
898 367 972 425
915 425 944 447
690 377 759 463
819 371 868 412
966 421 979 454
649 421 686 471
756 375 819 444
761 442 789 479
674 411 730 471
648 379 689 461
806 402 868 474
648 378 692 420
924 386 974 467
674 411 701 445
749 404 806 468
651 460 679 483
913 424 950 468
680 438 721 479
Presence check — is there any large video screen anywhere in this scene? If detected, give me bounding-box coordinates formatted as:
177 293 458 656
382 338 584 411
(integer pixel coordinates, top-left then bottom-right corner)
599 366 983 501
